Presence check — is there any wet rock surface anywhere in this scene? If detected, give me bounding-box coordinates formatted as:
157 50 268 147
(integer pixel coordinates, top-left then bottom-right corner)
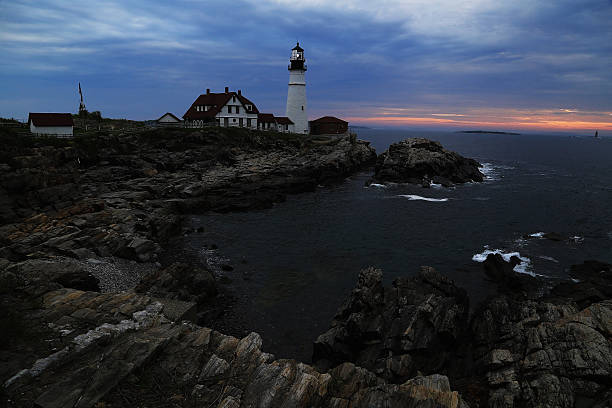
372 138 484 186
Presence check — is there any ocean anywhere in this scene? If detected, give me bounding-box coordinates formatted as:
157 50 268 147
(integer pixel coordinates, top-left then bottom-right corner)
175 130 612 361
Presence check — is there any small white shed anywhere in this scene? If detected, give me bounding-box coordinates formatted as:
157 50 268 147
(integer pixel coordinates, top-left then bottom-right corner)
156 112 182 127
28 113 74 137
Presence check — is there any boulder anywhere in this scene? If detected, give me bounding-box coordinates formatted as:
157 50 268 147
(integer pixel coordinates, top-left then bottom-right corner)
373 138 483 185
482 253 539 297
548 260 612 308
313 267 470 383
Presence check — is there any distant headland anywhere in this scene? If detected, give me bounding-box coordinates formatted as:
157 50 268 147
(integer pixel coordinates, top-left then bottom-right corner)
457 130 521 135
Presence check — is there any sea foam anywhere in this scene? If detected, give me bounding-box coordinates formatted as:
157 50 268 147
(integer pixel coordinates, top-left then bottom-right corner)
472 248 535 276
479 163 498 181
397 195 449 202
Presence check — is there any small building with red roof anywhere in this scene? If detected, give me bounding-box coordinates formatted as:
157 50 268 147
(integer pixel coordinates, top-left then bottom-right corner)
28 113 74 137
309 116 348 135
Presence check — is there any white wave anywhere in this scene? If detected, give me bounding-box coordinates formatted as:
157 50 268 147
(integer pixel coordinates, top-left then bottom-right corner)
569 236 584 243
479 163 498 181
472 248 535 276
529 232 545 238
539 255 559 263
397 194 448 202
430 183 442 189
368 183 388 188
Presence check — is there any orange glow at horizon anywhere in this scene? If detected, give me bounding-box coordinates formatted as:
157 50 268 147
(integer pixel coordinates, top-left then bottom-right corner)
344 109 612 132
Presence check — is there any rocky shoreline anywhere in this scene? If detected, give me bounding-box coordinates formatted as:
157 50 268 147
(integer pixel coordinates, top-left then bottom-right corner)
313 258 612 407
1 128 610 407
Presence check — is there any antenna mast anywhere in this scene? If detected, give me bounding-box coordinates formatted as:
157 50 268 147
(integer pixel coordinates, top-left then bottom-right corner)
78 82 86 114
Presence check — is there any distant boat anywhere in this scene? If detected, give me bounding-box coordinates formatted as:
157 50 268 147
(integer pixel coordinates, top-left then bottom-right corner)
595 130 599 138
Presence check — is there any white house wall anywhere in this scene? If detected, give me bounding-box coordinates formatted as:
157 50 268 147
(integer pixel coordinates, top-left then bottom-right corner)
30 123 73 137
215 95 258 128
158 115 180 123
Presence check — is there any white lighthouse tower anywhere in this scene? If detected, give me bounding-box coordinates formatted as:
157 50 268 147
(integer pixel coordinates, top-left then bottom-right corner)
286 42 308 134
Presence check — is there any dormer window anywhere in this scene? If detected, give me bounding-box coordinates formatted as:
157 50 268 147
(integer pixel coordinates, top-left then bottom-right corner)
246 104 252 111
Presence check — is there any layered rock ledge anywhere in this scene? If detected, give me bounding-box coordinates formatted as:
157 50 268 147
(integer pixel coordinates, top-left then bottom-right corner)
1 287 469 407
372 138 484 186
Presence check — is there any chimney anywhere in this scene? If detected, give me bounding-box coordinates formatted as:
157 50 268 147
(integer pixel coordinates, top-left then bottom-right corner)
206 88 210 94
238 89 242 96
225 87 229 94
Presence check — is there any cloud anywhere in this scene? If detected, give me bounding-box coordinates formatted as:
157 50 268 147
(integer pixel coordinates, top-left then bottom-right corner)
0 0 611 129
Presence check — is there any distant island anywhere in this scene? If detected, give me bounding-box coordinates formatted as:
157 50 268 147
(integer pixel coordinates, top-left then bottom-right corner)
458 130 521 135
349 125 371 129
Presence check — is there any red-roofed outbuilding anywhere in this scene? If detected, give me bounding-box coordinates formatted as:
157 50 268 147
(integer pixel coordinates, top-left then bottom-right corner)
28 113 74 137
309 116 348 135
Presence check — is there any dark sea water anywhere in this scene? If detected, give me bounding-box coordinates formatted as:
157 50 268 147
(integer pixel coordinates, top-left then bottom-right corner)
176 130 612 362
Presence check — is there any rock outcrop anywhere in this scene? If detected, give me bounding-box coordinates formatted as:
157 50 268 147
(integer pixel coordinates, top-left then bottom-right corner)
0 128 376 266
313 267 470 383
1 288 469 408
471 295 612 407
313 262 612 408
372 138 483 186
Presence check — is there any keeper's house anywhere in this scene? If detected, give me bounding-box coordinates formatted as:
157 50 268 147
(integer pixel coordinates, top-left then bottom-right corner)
183 87 259 129
28 113 74 137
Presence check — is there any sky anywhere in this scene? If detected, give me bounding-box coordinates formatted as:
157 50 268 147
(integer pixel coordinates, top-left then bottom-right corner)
1 0 611 133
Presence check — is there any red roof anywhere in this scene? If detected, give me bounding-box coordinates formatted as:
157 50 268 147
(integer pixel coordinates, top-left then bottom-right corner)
275 116 294 125
257 113 276 123
183 91 259 120
309 116 347 124
28 113 73 127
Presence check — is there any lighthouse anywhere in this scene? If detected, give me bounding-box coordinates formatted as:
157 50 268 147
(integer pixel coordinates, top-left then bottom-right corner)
286 42 308 134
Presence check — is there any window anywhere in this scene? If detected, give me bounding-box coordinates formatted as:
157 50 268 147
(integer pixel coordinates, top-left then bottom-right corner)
247 119 251 127
246 104 252 111
196 106 200 112
236 106 239 114
232 96 236 102
233 118 236 122
301 106 304 111
228 106 232 114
